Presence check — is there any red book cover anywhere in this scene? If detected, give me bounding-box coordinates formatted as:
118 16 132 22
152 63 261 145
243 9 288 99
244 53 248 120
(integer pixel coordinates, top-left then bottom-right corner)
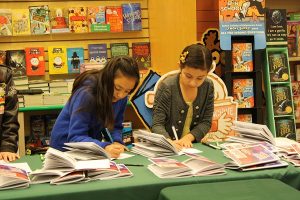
106 6 123 32
25 47 45 76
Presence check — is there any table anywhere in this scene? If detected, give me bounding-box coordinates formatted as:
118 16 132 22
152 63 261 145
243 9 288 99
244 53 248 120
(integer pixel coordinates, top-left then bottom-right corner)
158 179 300 200
1 144 300 200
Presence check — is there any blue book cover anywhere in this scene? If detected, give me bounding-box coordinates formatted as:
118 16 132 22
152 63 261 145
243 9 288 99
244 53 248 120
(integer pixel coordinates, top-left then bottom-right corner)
88 44 107 64
122 3 142 31
67 48 84 73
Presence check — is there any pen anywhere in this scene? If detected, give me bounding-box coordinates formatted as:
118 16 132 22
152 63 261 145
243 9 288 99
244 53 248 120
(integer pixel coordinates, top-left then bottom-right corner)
203 142 222 150
171 126 179 141
125 164 144 167
105 128 114 143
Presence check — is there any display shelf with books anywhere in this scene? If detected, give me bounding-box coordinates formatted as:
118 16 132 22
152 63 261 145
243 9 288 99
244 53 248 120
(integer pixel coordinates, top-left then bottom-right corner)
264 47 297 141
222 36 264 124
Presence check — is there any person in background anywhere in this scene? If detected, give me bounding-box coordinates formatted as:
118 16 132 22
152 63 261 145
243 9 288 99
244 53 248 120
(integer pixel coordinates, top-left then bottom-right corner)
50 56 140 158
152 44 214 149
0 64 20 162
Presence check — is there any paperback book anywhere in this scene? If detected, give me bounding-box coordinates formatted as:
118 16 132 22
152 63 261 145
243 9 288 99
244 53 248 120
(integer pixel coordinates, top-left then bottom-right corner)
110 43 129 57
25 47 45 76
50 8 70 33
67 47 84 73
48 46 68 74
29 5 51 35
132 42 151 70
0 164 30 190
272 86 293 115
87 6 110 32
232 79 254 108
6 50 26 78
88 44 107 64
275 118 296 140
68 7 88 33
122 3 142 31
12 9 31 36
268 52 289 82
232 43 253 72
0 9 12 36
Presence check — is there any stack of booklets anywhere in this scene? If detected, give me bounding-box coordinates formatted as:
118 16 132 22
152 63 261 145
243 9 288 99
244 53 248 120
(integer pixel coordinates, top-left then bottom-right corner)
222 144 288 171
30 142 133 185
275 137 300 167
228 121 276 145
0 164 30 190
131 130 178 158
147 155 226 179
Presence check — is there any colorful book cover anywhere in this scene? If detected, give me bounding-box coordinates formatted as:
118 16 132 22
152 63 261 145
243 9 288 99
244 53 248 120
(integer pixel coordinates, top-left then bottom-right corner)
29 5 51 35
265 9 287 44
132 42 151 70
0 50 6 65
12 9 31 36
50 8 70 33
287 37 297 57
0 9 12 36
88 44 107 64
110 43 129 57
268 52 289 82
272 86 293 116
67 47 84 73
293 95 300 122
122 3 142 31
68 7 88 33
6 50 26 78
287 21 299 38
48 46 68 74
232 43 253 72
237 114 252 123
232 79 254 108
87 6 110 32
292 81 300 96
275 118 296 140
25 47 45 76
106 6 123 32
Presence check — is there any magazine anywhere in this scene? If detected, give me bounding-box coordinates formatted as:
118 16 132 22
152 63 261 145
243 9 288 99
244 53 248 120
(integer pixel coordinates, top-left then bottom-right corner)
64 142 110 160
0 164 30 190
132 130 178 158
224 160 288 171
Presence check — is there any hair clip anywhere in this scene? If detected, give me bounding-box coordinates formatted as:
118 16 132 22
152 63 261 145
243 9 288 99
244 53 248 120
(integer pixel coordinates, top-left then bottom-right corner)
180 51 189 63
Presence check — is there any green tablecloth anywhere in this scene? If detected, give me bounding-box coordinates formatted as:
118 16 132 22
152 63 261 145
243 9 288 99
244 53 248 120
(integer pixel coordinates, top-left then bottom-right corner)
158 179 300 200
1 144 300 200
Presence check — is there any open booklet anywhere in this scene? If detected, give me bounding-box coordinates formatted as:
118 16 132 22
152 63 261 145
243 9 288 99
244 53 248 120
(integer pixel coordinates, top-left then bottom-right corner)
131 130 178 158
147 155 226 179
229 121 275 145
223 144 280 169
274 137 300 167
0 164 30 190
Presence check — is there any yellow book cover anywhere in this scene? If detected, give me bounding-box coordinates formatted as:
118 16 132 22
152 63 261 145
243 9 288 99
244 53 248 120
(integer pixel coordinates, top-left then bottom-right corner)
12 9 31 36
48 46 68 74
69 7 88 33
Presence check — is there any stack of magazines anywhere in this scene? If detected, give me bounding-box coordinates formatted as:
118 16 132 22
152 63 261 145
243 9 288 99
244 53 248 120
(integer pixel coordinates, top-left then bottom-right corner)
0 164 30 190
131 130 178 158
275 137 300 167
147 155 226 178
30 142 133 185
227 121 276 145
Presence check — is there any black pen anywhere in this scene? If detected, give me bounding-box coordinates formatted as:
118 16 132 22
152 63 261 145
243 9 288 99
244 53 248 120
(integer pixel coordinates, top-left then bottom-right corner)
125 164 144 167
203 142 222 150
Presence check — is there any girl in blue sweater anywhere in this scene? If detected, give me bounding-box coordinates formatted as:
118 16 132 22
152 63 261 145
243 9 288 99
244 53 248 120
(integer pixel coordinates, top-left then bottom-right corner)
50 56 140 158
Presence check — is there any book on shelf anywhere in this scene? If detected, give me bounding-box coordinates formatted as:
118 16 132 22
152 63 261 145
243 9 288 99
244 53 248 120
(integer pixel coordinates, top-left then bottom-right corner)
50 8 70 33
271 86 293 116
110 43 129 58
6 50 26 78
122 3 142 31
237 114 252 123
268 52 289 82
68 7 88 33
0 50 6 65
25 47 45 76
0 164 30 190
232 79 254 108
275 118 296 140
223 144 280 168
48 46 68 74
229 120 276 145
292 81 300 96
28 80 49 88
12 9 31 36
67 47 83 74
132 42 151 70
88 44 107 64
106 6 123 32
131 129 178 158
294 95 300 122
87 6 110 32
0 9 12 36
29 5 51 35
265 9 287 45
232 42 253 72
287 37 297 57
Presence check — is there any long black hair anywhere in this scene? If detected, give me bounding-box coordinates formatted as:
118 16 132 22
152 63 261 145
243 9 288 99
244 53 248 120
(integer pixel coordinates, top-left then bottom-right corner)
179 44 213 72
71 56 140 129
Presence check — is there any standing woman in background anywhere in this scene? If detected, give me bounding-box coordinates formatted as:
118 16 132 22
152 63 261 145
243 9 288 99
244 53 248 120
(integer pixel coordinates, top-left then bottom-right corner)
50 56 140 158
152 44 214 149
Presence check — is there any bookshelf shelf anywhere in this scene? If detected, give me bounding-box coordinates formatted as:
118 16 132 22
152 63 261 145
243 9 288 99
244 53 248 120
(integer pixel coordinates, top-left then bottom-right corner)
19 105 64 112
288 57 300 62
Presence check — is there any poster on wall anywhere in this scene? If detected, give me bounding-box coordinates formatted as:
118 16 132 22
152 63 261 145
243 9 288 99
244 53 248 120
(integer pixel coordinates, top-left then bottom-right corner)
219 0 266 50
265 9 287 45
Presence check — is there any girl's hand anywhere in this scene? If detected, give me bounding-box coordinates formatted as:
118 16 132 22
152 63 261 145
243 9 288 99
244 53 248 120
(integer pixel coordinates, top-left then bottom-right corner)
176 134 195 148
105 143 124 158
167 139 183 151
0 152 20 162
